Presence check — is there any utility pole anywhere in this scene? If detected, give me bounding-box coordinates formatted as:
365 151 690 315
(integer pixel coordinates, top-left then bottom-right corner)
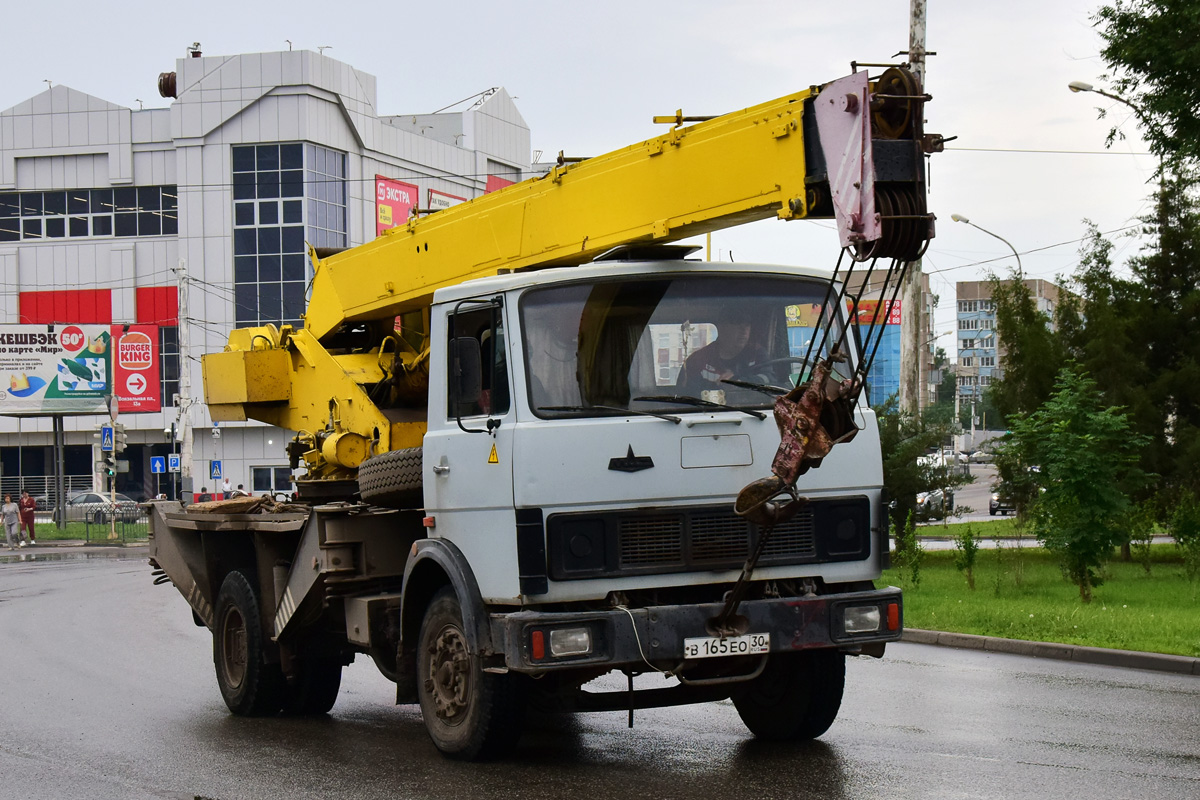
899 0 928 415
174 259 195 501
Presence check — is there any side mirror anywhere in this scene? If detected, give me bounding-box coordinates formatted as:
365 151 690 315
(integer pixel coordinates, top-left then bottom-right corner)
449 336 483 418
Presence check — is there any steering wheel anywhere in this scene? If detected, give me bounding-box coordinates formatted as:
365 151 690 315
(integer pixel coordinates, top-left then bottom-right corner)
732 356 811 384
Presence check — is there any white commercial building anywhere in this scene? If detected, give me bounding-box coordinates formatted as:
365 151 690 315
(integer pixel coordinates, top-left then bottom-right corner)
0 46 531 501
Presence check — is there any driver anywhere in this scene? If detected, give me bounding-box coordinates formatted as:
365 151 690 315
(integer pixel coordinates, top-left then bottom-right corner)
677 305 771 393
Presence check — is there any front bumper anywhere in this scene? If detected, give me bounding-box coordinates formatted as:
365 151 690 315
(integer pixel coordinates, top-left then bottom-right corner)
491 586 902 673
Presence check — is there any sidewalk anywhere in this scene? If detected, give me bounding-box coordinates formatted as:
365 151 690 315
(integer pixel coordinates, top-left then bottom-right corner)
902 628 1200 676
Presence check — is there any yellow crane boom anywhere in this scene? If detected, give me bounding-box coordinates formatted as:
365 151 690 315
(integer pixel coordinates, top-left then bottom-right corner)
202 67 934 485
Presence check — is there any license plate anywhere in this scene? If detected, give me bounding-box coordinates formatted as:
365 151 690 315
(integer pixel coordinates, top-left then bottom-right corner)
682 632 770 659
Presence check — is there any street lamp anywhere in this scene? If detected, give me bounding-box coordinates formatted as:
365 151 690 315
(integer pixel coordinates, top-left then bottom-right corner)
950 214 1023 280
1068 80 1166 246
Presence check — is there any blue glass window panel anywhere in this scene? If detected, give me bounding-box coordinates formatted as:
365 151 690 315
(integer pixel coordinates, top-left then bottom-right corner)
162 187 177 211
281 225 304 253
235 203 255 226
92 216 112 236
20 193 42 216
114 213 137 237
283 200 302 224
233 146 256 173
114 187 137 212
258 227 281 254
282 254 306 282
234 228 258 255
233 173 255 201
281 170 303 197
282 282 306 321
138 186 160 211
22 219 42 238
258 255 281 282
280 143 303 171
162 211 178 235
258 201 278 225
43 192 66 215
257 171 280 199
68 192 89 215
234 256 257 283
235 284 258 323
0 194 18 217
90 190 113 214
69 217 89 237
0 218 18 241
259 283 282 321
138 212 161 236
256 145 279 171
45 217 65 238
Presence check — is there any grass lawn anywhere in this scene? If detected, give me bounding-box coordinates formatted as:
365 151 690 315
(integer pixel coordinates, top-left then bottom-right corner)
884 538 1200 658
26 519 147 543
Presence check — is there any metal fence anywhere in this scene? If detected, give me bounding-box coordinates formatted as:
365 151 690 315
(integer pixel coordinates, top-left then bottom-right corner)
0 474 94 508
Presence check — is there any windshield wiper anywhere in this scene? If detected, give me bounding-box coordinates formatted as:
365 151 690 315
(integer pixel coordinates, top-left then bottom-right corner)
633 395 767 420
720 378 789 396
538 405 681 424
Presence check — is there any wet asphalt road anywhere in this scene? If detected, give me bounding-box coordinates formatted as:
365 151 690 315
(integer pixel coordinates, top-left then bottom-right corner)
1 552 1197 800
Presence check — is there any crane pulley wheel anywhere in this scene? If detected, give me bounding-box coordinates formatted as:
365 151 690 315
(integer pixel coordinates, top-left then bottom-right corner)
870 67 920 140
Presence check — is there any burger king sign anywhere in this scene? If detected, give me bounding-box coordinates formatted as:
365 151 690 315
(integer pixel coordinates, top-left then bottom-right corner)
114 325 161 412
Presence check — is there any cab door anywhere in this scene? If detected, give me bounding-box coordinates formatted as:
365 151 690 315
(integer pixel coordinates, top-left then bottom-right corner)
422 298 520 602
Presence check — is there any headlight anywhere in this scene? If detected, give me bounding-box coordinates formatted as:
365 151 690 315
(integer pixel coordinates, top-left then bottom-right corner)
843 605 881 634
549 627 593 657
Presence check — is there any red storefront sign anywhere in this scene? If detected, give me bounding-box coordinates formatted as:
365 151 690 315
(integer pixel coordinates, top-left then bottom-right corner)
375 175 419 237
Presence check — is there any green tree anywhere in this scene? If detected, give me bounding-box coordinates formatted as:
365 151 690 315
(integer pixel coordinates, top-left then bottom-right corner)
1093 0 1200 168
988 274 1066 419
1008 368 1147 602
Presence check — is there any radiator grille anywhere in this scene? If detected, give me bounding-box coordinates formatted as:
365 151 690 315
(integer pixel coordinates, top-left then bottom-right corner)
546 498 866 580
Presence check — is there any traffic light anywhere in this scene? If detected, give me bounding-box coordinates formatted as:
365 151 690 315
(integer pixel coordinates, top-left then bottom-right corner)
113 422 128 453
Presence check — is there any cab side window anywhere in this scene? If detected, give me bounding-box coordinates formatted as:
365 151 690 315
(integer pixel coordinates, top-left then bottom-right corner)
446 303 509 418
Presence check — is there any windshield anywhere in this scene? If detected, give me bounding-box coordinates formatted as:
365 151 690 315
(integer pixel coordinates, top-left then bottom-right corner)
520 274 851 418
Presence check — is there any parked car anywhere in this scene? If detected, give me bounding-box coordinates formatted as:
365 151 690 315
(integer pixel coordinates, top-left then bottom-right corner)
989 490 1015 516
916 488 954 521
50 491 141 524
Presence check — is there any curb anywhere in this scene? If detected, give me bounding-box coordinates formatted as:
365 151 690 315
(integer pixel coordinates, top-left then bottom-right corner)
903 628 1200 676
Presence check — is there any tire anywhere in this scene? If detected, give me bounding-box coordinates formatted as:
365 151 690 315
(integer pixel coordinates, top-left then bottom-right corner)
213 570 283 716
416 587 525 760
282 659 343 715
732 649 845 741
358 447 423 508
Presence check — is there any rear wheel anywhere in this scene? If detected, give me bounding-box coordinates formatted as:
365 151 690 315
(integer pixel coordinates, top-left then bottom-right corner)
417 587 525 760
358 448 423 507
213 569 283 716
732 649 845 740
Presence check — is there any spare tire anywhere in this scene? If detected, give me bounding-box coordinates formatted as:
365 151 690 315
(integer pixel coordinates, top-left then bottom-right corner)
358 447 424 508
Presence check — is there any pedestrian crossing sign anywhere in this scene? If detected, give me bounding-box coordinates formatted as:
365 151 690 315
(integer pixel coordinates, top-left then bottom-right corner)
211 460 222 480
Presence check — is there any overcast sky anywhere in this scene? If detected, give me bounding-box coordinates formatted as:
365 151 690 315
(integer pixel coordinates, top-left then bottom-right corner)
1 0 1157 341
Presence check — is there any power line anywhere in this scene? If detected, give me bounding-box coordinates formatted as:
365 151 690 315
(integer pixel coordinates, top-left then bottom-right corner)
925 222 1144 276
946 146 1153 157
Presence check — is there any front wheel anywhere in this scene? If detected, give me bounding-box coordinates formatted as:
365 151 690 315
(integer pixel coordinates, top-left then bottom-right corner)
213 570 283 716
416 587 525 760
732 649 845 740
282 658 343 715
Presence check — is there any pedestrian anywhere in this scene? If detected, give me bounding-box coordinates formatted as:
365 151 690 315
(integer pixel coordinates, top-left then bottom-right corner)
198 487 213 502
231 483 248 498
18 489 36 545
222 477 232 499
2 494 20 550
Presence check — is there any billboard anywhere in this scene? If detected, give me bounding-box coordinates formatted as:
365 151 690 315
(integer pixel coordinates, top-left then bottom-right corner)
0 324 160 416
427 188 466 212
375 175 419 237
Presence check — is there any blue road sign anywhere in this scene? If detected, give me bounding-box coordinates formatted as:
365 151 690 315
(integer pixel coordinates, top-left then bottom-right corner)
211 460 222 480
168 454 181 473
150 456 166 474
100 425 114 452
